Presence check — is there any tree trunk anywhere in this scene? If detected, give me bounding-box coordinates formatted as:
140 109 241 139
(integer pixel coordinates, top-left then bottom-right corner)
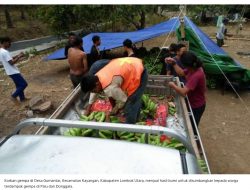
139 10 146 29
4 6 14 28
154 6 160 15
111 5 116 32
20 7 26 20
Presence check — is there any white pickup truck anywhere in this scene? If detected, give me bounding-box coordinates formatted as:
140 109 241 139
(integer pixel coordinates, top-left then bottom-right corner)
0 75 210 174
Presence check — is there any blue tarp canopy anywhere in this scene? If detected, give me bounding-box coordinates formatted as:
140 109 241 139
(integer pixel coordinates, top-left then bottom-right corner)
44 17 180 61
44 16 250 84
44 16 241 68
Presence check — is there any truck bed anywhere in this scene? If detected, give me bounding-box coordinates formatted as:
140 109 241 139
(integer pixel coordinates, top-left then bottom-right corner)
0 75 210 174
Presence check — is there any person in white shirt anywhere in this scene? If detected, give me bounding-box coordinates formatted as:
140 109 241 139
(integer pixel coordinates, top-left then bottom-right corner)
0 37 28 103
216 15 224 28
216 18 229 47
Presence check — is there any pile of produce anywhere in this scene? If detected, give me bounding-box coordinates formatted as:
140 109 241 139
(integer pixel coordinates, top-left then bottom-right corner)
63 90 208 173
137 47 166 75
64 127 186 151
64 111 114 138
63 94 214 172
64 94 186 152
140 94 158 120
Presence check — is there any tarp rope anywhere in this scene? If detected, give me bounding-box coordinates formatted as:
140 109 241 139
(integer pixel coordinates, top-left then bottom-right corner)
185 18 250 113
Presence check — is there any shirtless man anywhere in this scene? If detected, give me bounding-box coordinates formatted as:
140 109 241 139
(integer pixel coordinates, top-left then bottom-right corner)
64 32 84 58
68 36 88 88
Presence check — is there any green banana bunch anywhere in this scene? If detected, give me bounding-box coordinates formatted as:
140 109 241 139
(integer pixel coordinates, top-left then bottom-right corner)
142 94 150 105
99 130 113 139
64 128 114 139
64 128 86 137
198 159 208 174
64 111 107 137
141 94 157 117
81 128 94 137
64 128 81 136
64 128 95 137
80 111 106 122
148 134 186 151
110 116 120 123
135 133 146 143
168 106 176 115
116 131 136 142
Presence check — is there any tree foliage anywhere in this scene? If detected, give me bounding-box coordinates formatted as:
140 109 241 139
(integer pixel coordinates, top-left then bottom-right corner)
33 5 250 36
36 5 75 37
187 5 249 18
115 5 154 30
34 5 162 36
3 6 14 28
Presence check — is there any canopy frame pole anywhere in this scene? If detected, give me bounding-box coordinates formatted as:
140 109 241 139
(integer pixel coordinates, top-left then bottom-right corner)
179 5 186 41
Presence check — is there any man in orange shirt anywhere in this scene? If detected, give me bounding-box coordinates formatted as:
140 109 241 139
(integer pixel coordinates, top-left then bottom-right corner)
81 57 148 124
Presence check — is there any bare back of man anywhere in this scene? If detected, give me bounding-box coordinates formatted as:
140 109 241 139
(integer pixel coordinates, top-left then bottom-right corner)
68 48 88 76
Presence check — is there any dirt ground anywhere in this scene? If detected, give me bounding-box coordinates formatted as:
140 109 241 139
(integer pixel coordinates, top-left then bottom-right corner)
0 57 72 135
1 24 250 174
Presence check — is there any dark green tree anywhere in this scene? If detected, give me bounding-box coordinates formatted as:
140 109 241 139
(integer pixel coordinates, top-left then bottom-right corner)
116 5 153 30
36 5 75 37
4 6 14 28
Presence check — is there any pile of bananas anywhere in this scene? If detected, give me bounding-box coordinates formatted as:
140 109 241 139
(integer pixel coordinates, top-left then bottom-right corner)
64 128 186 151
149 135 186 151
117 132 185 150
117 132 146 143
98 130 114 139
64 111 114 138
63 96 186 152
79 111 105 122
141 94 157 118
64 128 114 139
117 133 186 151
64 128 83 137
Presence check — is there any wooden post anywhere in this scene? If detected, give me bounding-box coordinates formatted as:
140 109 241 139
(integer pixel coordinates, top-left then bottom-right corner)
179 5 186 41
179 5 189 49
